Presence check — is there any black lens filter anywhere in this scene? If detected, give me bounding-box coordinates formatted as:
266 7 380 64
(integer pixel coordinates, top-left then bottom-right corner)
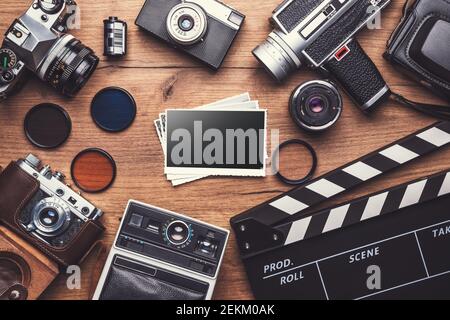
24 103 72 149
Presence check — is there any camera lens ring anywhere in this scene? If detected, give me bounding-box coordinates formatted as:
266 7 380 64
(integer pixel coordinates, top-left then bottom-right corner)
38 35 99 97
166 220 191 246
272 139 318 186
289 80 343 132
31 197 72 236
166 3 208 46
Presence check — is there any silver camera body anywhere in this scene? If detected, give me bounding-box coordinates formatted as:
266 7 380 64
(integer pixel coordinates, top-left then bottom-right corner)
17 154 102 247
0 0 98 100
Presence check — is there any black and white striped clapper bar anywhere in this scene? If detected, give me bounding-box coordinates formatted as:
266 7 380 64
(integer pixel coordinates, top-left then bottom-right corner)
230 121 450 299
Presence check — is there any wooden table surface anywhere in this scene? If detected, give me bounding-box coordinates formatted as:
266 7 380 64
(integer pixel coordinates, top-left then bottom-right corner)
0 0 449 300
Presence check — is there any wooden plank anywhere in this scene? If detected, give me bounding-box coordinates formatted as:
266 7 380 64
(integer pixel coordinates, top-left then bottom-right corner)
0 0 448 300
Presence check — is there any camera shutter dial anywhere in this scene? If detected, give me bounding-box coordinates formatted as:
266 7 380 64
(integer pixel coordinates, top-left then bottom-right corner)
166 3 208 46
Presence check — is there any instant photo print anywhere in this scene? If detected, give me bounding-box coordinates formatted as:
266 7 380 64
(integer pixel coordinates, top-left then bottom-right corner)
164 109 267 177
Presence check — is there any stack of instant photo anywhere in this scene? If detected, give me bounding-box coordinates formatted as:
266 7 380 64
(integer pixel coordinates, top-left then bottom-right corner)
155 93 267 186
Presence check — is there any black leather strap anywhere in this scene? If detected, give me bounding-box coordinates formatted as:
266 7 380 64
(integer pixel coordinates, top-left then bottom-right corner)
391 92 450 119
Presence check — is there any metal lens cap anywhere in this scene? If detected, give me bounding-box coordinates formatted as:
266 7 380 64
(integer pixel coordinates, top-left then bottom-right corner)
71 148 116 193
24 103 72 149
91 87 136 133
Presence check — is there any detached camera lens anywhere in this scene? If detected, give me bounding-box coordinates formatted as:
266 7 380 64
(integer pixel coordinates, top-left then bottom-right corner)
166 221 190 245
289 80 343 132
38 35 99 97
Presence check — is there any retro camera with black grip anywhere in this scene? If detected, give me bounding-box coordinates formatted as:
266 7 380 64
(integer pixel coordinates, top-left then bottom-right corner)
253 0 392 112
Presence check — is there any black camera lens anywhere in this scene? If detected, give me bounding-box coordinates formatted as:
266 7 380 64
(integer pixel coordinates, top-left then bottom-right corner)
289 80 343 132
178 15 195 32
166 221 190 245
40 36 99 97
38 0 64 14
39 209 59 227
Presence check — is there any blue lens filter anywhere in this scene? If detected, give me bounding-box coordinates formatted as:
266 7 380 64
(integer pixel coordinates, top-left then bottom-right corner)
91 87 136 132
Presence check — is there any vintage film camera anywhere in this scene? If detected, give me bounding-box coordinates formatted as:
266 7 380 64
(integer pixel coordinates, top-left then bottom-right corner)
385 0 450 100
253 0 392 112
0 0 99 100
93 200 229 300
135 0 245 70
0 154 105 266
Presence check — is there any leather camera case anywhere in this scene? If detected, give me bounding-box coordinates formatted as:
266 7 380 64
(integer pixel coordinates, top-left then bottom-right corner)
384 0 450 99
0 162 105 267
0 225 59 300
99 257 206 300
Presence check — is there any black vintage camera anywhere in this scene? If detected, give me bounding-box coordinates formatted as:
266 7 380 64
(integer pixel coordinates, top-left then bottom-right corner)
253 0 393 112
0 0 99 101
385 0 450 100
93 200 229 300
135 0 245 70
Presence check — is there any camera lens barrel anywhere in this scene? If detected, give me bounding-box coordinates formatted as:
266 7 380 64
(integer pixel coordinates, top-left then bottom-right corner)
31 198 72 236
166 220 191 246
289 80 343 132
38 35 99 97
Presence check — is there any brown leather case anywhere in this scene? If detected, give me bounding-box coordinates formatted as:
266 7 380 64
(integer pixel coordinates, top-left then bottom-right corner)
0 225 59 300
0 161 105 267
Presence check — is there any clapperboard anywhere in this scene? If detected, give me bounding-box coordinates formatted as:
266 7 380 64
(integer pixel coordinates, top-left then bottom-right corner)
231 121 450 299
